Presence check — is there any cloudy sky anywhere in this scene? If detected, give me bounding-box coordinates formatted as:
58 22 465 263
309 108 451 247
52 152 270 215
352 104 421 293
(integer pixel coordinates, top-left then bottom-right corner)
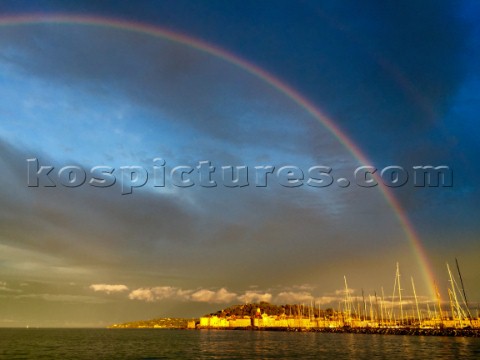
0 1 479 327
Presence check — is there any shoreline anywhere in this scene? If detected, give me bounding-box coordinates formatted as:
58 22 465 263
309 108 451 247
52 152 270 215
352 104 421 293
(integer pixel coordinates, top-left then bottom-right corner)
196 326 480 337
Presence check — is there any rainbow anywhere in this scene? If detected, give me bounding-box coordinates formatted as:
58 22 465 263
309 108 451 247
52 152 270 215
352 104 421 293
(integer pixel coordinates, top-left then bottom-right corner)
0 14 437 298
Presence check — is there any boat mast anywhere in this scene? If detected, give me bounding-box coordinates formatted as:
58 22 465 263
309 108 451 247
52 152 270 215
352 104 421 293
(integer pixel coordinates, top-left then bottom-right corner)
380 287 386 326
411 277 422 326
362 288 367 321
353 296 361 320
308 299 315 321
369 294 373 322
447 262 464 326
448 288 456 324
396 262 404 325
455 258 473 321
391 271 397 324
434 281 444 328
344 276 351 322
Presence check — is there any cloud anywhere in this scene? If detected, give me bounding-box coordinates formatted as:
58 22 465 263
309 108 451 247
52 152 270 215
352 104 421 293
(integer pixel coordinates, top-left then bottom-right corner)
0 281 21 293
0 24 320 154
238 291 272 303
190 288 238 304
312 288 358 306
275 291 314 304
123 284 435 309
265 288 355 307
334 288 355 296
89 284 129 294
315 296 341 306
0 293 109 304
128 286 238 304
128 286 192 302
0 25 415 306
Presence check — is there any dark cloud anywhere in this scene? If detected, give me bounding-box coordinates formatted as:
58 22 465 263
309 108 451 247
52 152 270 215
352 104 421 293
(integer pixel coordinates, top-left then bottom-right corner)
0 137 419 292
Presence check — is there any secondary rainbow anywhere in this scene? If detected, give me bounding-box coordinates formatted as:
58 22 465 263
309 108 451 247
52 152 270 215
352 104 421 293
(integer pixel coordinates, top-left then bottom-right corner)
0 13 437 298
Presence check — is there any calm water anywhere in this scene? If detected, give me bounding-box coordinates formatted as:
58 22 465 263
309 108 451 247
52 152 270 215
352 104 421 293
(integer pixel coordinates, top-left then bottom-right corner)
0 329 479 359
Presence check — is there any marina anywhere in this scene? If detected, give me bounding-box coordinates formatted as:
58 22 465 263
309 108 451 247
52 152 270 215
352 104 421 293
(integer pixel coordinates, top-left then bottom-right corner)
195 261 479 336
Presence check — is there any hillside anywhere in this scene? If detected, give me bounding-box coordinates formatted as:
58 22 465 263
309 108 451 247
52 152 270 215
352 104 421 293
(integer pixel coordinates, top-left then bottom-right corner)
207 302 335 318
109 317 191 329
108 302 336 329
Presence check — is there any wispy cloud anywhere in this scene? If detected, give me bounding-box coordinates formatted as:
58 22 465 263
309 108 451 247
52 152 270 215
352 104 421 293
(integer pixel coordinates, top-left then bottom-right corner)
89 284 129 294
128 286 192 302
275 291 314 304
0 281 21 293
0 293 109 304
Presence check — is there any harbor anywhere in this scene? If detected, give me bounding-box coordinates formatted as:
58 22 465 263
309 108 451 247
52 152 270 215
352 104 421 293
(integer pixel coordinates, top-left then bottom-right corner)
195 261 480 336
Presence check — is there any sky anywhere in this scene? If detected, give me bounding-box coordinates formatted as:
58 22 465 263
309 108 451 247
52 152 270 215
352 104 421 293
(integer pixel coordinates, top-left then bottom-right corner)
0 1 479 327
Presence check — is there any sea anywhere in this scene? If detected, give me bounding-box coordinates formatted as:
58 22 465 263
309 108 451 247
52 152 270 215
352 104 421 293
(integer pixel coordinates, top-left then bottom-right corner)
0 328 479 359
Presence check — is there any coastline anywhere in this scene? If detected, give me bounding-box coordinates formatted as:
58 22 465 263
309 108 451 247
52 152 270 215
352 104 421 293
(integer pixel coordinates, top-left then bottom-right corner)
196 326 480 337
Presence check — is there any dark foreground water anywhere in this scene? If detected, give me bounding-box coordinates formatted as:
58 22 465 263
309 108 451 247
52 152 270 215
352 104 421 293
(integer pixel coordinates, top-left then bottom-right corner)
1 329 480 359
